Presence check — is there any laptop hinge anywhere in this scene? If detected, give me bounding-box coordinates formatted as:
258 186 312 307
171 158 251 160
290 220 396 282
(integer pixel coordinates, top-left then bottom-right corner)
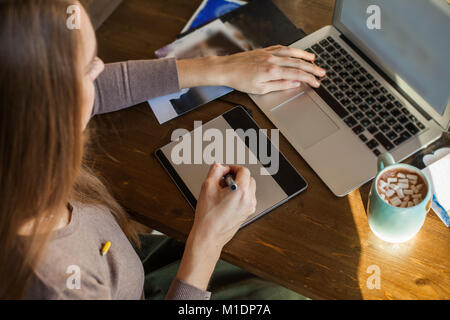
339 34 432 122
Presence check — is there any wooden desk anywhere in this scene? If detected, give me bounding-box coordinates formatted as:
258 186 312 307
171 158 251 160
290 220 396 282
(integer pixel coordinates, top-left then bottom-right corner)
91 0 450 299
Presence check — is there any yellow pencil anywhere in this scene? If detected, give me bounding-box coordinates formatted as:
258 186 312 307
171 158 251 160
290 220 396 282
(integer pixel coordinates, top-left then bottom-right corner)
101 241 111 256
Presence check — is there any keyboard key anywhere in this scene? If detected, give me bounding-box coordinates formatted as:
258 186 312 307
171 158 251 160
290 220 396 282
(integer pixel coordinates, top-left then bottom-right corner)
354 111 364 120
405 122 419 135
334 42 341 49
373 116 383 125
328 85 338 93
334 91 344 100
361 118 371 127
359 90 369 99
333 65 343 73
386 117 397 126
373 149 381 156
367 74 374 80
390 109 402 117
381 87 388 94
384 102 394 110
359 134 368 142
366 139 379 149
379 111 390 119
377 95 387 103
359 67 367 74
351 69 361 77
352 84 363 91
339 84 349 91
341 98 351 106
363 82 374 90
319 39 329 47
353 97 363 105
387 131 398 140
417 122 425 130
359 103 369 111
348 105 358 113
344 116 357 128
326 45 336 53
373 103 382 112
366 97 376 105
345 90 356 98
393 124 404 133
368 125 378 134
370 88 381 96
312 44 324 54
321 52 331 60
357 75 367 83
339 71 349 78
340 48 347 55
380 124 390 133
398 115 409 124
401 107 410 115
332 77 343 85
327 59 336 66
387 94 395 101
395 101 403 108
338 57 348 65
345 78 356 85
344 63 354 71
394 131 412 145
374 132 394 151
373 80 381 87
313 85 348 118
366 110 376 118
353 61 361 68
346 55 354 61
332 51 341 59
322 78 332 87
408 115 417 122
327 36 335 43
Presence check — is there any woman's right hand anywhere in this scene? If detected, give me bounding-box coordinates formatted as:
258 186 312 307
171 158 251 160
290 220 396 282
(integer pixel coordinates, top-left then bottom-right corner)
175 163 256 290
192 163 257 251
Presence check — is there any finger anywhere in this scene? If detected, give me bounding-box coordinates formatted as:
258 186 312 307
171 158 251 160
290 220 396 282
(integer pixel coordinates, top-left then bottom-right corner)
257 80 301 94
228 165 251 190
270 56 326 78
265 67 321 88
267 45 315 62
206 163 231 183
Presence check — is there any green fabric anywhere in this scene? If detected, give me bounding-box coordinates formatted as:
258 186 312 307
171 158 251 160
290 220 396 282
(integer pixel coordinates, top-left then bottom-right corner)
135 234 309 300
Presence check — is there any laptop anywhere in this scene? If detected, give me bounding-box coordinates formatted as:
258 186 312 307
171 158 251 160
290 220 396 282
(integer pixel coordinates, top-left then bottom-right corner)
250 0 450 196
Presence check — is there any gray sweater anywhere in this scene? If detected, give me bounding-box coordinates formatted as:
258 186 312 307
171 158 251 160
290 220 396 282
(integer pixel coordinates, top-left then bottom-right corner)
25 58 211 300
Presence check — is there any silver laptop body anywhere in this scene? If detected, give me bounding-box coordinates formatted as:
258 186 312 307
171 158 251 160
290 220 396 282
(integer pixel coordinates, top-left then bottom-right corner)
250 0 449 196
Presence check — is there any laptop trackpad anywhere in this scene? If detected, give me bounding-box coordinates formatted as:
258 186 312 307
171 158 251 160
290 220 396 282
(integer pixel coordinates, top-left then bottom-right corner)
270 93 339 149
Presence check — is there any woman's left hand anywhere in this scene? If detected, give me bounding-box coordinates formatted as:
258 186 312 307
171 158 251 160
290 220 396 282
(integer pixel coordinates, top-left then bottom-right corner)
177 45 326 95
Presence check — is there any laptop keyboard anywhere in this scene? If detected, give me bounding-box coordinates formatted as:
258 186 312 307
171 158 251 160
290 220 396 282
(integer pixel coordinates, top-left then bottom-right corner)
305 36 426 156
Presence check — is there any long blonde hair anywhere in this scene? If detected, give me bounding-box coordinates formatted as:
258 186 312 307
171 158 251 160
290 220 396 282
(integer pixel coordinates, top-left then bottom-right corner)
0 0 138 299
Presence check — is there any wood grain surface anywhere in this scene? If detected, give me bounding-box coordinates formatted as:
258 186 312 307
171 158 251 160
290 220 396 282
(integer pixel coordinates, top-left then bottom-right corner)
90 0 450 300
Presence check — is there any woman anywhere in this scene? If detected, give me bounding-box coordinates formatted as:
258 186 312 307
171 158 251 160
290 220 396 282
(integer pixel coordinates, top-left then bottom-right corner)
0 0 325 299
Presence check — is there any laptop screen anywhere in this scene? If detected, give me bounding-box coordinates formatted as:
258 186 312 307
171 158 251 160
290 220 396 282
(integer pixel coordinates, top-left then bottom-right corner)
335 0 450 116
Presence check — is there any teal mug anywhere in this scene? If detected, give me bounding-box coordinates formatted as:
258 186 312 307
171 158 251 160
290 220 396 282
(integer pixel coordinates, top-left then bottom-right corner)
367 152 432 243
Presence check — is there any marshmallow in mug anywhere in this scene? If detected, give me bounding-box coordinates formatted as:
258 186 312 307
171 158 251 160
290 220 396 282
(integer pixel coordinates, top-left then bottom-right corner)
377 171 425 208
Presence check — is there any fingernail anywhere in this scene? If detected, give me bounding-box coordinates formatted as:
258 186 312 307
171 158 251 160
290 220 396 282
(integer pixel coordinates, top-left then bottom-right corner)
315 81 320 87
293 81 301 87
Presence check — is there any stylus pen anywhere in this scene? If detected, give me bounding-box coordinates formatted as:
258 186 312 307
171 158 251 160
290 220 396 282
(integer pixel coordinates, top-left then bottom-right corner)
224 173 238 191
